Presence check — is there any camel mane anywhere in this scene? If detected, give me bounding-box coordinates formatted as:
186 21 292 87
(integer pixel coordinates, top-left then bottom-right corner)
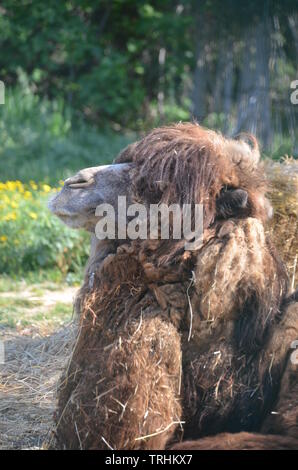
116 123 268 225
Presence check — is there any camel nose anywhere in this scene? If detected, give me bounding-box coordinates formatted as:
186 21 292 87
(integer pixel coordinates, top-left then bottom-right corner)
64 176 93 189
64 165 114 189
64 167 99 188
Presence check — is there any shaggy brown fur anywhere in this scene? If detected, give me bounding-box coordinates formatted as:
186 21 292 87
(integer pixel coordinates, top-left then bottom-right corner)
261 301 298 440
171 432 298 450
116 125 269 225
52 124 297 450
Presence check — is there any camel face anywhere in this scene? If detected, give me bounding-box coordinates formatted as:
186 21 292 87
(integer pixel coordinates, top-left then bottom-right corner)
48 163 133 231
49 125 274 239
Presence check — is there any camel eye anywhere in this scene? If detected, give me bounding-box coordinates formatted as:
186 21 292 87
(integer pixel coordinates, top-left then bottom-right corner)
220 184 234 194
216 188 248 219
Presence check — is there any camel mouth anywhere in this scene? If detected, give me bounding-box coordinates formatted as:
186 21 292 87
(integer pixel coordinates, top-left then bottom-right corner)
54 212 90 229
50 205 97 219
54 211 77 219
48 195 79 218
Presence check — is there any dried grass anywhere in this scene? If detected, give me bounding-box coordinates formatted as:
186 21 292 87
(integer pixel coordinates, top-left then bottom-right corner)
0 324 77 449
265 157 298 288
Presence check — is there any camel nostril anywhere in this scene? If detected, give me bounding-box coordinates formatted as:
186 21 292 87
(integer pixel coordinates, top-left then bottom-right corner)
64 176 94 189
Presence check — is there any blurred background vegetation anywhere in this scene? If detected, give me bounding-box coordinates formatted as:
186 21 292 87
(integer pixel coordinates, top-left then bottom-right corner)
0 0 297 281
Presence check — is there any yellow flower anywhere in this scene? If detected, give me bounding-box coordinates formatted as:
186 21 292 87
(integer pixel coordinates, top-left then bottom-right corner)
6 181 16 191
29 211 37 220
11 201 19 208
0 235 7 243
1 194 10 204
24 190 32 199
4 212 17 221
42 184 52 193
15 180 23 190
30 181 38 190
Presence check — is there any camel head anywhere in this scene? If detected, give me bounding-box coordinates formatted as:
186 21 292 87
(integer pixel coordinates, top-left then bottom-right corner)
48 163 133 231
49 124 272 239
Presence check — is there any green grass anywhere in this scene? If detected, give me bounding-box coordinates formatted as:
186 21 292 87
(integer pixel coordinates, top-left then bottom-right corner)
0 87 134 184
0 270 81 289
0 270 82 293
0 274 75 331
0 275 25 293
22 268 83 285
0 299 72 329
27 302 72 324
0 297 42 308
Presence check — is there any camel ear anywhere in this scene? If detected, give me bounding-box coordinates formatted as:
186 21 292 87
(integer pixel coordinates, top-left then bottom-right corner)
216 188 248 219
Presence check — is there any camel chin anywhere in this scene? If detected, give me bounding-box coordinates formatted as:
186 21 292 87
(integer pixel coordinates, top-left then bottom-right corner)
56 214 91 230
48 197 94 231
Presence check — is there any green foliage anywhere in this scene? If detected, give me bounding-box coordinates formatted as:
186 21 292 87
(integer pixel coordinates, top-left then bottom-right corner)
0 0 194 129
0 87 133 278
0 86 133 182
0 0 296 143
0 181 89 275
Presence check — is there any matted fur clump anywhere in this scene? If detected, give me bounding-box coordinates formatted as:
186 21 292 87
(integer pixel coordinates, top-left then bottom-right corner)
51 124 298 450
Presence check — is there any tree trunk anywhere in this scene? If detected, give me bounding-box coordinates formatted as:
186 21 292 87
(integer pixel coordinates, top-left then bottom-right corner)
191 40 207 122
191 7 208 123
233 17 272 150
222 39 234 134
